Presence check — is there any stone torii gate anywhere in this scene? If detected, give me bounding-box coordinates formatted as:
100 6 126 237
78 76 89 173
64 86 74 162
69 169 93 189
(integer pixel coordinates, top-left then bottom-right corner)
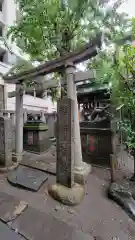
3 34 102 185
8 69 96 98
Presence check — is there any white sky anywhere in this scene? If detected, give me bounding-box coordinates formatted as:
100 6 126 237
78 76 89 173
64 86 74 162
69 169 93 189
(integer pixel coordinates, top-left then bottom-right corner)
119 0 134 17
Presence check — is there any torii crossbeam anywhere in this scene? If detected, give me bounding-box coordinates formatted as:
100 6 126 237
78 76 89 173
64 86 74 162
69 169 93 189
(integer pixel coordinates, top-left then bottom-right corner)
3 33 102 83
8 69 96 98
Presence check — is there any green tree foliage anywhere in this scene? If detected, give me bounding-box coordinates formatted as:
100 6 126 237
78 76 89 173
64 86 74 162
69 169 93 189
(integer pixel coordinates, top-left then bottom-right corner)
7 59 34 76
7 0 129 62
89 18 135 150
6 0 129 100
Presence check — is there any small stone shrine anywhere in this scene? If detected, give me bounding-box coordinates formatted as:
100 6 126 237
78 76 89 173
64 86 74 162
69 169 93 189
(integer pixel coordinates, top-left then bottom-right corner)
48 97 84 205
0 116 12 168
23 115 52 154
77 83 112 167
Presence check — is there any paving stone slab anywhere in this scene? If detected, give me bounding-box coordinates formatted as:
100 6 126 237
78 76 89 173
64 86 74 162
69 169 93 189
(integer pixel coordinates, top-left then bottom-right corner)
7 165 48 191
21 154 56 175
0 221 22 240
0 192 28 223
11 207 94 240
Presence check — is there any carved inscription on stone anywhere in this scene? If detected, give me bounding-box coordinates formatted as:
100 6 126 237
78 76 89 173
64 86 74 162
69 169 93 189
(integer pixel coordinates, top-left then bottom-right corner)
56 97 74 188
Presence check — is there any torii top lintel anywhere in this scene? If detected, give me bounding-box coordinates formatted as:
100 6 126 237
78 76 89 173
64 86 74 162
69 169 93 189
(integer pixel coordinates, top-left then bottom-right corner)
3 33 102 83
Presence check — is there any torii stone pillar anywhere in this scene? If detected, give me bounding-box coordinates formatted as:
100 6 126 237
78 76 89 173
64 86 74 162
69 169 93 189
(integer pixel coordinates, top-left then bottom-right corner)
0 77 5 114
14 83 24 162
24 108 28 123
65 62 91 184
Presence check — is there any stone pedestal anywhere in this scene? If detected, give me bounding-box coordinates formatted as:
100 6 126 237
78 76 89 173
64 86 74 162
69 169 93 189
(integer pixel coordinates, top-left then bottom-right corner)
12 153 24 163
48 183 84 206
74 163 92 185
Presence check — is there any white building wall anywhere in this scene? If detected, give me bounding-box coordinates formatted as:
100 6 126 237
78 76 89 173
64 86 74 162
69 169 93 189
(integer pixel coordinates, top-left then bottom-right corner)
2 0 17 64
0 61 11 74
0 66 56 113
7 94 56 112
0 0 29 66
3 0 16 26
0 1 57 113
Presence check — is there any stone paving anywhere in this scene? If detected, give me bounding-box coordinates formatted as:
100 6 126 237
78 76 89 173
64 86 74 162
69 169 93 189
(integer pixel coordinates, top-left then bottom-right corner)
0 160 134 240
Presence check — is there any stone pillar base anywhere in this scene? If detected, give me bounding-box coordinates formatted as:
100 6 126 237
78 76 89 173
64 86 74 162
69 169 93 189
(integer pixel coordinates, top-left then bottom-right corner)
74 162 92 185
48 183 84 206
12 152 24 163
0 162 19 173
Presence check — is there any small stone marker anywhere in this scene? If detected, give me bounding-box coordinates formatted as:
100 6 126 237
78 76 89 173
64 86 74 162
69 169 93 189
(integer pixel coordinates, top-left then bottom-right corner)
48 97 84 205
56 97 74 188
0 116 12 167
